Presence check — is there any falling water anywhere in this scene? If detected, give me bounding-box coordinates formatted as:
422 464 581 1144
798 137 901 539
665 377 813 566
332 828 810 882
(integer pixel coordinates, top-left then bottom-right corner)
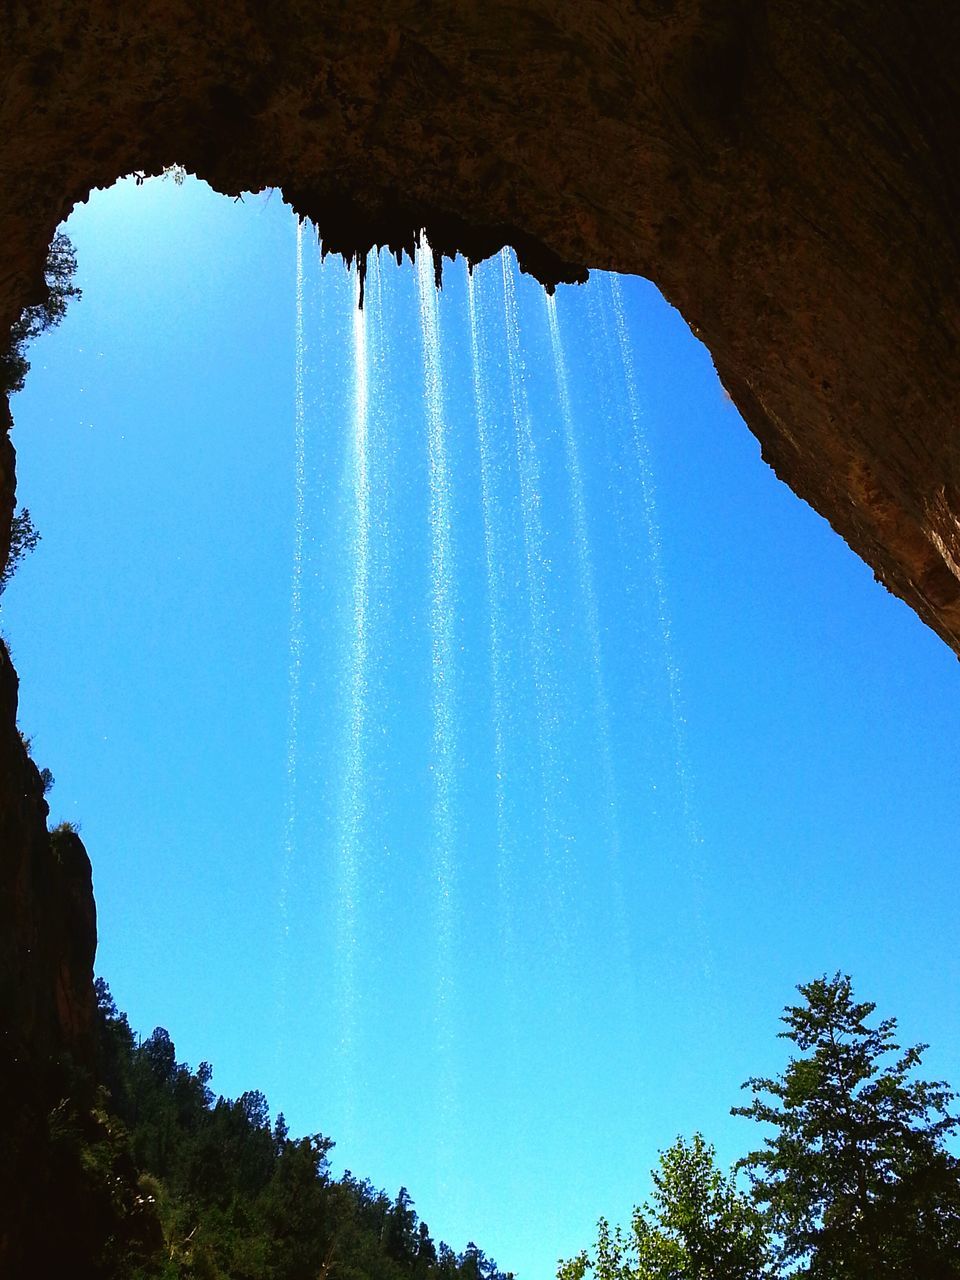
584 280 640 636
335 264 372 1079
365 249 391 758
607 273 712 978
467 264 516 980
544 291 634 997
273 230 709 1234
276 218 307 1049
416 237 459 1070
370 248 388 506
499 249 572 946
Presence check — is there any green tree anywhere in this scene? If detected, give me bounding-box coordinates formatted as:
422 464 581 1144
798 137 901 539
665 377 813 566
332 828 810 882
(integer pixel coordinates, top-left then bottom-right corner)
415 1220 438 1274
733 973 960 1278
0 506 40 592
2 232 80 597
558 1134 772 1280
382 1185 418 1264
81 980 515 1279
0 231 81 394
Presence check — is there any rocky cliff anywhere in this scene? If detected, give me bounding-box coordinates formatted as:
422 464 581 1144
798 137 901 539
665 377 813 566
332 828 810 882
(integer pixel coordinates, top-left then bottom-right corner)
0 636 97 1071
0 3 958 655
0 0 957 1260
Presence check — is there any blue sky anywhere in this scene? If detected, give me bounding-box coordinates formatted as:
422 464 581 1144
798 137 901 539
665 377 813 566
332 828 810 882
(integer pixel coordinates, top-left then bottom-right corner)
4 176 959 1279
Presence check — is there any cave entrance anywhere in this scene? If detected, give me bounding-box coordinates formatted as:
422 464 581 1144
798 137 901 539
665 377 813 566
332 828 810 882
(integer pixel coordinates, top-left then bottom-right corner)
5 175 960 1279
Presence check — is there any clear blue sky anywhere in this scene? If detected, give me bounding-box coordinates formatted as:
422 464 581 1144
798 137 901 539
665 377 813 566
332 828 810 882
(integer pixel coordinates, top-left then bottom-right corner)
4 176 959 1279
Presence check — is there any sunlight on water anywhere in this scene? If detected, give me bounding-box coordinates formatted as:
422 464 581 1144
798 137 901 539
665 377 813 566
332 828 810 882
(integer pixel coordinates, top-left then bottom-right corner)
274 223 708 1236
499 249 572 954
606 274 712 979
369 249 391 587
335 265 372 1098
417 236 460 1135
544 291 634 1006
276 218 307 1052
467 264 517 985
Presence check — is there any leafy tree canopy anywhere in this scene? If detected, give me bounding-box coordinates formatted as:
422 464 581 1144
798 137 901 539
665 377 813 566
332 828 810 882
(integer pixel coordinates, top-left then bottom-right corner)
1 230 81 395
558 1134 772 1280
560 976 960 1280
76 978 517 1280
0 505 40 593
1 230 80 595
733 972 960 1279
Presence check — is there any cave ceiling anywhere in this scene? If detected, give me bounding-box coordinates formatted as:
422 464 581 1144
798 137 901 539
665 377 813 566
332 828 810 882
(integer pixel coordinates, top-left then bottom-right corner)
0 0 958 650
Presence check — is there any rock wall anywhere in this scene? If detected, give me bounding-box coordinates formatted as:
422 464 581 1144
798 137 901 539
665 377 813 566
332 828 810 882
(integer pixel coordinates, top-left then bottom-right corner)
0 0 957 1190
1 2 957 649
0 631 98 1263
0 640 96 1065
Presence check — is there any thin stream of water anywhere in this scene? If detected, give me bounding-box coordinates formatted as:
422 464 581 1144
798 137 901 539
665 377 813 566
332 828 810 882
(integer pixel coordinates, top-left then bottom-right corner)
276 218 307 1053
279 232 702 1194
607 273 713 980
335 265 372 1088
467 264 516 983
499 250 577 956
416 237 459 1084
545 290 634 1001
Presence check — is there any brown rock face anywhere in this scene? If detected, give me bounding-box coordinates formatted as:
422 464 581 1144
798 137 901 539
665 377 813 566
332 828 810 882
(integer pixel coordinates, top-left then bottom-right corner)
0 3 957 648
0 2 957 1238
0 646 97 1070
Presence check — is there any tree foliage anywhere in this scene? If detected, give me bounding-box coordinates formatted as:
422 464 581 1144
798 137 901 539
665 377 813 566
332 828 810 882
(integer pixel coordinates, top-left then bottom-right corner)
81 979 515 1280
0 230 81 395
558 1134 772 1280
733 973 960 1279
1 231 80 594
561 976 960 1280
0 505 40 593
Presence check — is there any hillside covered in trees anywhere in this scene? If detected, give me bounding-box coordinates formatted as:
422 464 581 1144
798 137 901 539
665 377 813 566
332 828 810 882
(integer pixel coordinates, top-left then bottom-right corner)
22 976 513 1280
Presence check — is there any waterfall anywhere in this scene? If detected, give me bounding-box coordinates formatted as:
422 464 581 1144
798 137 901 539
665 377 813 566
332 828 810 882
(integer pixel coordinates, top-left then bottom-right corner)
607 273 712 979
335 264 372 1082
467 263 516 981
544 290 633 999
499 249 571 949
416 236 459 1084
276 217 307 1050
370 247 388 539
367 248 391 712
274 226 707 1230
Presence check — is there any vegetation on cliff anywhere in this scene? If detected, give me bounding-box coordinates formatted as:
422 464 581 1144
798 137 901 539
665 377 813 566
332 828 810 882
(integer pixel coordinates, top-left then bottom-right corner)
0 230 79 592
0 231 80 397
0 506 40 593
43 978 514 1279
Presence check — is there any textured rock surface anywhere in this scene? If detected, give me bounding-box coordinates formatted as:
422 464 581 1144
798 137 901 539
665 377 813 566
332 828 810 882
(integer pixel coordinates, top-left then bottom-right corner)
0 2 957 648
0 0 957 1149
0 642 97 1068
